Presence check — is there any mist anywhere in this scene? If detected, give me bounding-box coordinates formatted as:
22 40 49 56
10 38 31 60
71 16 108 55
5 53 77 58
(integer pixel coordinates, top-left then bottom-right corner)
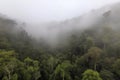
0 0 119 23
0 0 120 45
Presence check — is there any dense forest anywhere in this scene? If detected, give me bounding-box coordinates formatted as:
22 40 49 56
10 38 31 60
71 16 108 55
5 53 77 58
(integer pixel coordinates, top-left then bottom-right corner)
0 6 120 80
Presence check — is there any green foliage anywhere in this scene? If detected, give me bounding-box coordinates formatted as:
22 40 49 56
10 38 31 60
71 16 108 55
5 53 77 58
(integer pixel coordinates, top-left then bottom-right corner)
2 76 8 80
113 59 120 77
82 69 102 80
11 73 18 80
100 69 114 80
85 47 103 70
23 57 40 80
0 50 40 80
0 16 120 80
52 60 72 80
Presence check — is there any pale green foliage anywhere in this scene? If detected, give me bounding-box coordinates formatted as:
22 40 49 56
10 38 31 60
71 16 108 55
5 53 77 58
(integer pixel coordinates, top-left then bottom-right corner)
0 50 18 80
82 69 102 80
24 57 40 80
0 50 40 80
53 60 72 80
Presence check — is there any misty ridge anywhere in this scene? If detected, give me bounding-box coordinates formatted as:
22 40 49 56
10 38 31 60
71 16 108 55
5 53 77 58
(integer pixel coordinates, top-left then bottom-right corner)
0 2 120 48
22 2 120 46
0 3 118 47
0 2 120 45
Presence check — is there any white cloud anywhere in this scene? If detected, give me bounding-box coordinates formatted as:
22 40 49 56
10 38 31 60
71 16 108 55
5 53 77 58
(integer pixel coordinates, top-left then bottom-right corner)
0 0 119 23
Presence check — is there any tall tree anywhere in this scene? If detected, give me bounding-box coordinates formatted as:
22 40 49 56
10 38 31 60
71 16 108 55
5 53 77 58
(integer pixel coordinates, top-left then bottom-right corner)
85 47 103 70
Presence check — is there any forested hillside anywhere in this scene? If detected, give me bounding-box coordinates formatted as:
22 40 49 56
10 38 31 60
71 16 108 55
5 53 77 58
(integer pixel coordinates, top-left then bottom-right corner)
0 3 120 80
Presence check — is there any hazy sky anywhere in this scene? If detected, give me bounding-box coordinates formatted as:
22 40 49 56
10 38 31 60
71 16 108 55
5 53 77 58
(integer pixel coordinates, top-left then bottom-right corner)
0 0 120 23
